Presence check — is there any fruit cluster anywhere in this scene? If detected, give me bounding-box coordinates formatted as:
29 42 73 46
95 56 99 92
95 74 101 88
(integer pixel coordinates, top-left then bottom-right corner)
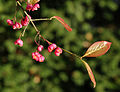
6 0 63 63
32 44 62 62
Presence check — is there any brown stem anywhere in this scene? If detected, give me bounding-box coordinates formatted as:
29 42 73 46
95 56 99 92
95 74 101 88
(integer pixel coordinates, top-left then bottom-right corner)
22 22 29 37
34 33 39 46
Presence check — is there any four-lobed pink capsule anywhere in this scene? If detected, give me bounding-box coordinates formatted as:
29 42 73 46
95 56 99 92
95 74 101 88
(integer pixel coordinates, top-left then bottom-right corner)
48 44 62 56
14 38 23 47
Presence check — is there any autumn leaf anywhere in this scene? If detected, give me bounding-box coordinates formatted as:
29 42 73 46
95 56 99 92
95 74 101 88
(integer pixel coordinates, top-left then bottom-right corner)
82 41 112 58
51 16 72 32
81 59 96 88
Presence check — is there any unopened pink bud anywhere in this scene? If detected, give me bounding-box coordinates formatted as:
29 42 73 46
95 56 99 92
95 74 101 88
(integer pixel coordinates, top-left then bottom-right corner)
37 45 44 52
7 19 13 26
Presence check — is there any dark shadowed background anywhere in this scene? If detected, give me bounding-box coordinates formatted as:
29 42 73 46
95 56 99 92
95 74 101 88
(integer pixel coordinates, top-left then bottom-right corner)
0 0 120 92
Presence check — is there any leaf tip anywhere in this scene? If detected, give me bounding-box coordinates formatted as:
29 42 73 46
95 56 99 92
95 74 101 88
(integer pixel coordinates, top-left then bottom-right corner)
93 82 96 88
52 16 72 32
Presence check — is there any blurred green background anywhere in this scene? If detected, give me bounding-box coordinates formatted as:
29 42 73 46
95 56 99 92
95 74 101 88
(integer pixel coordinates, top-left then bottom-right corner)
0 0 120 92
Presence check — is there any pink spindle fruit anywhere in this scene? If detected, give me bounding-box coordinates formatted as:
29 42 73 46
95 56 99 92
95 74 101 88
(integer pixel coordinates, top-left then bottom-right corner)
7 19 13 26
48 43 57 52
14 39 23 47
55 47 62 56
37 45 44 52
